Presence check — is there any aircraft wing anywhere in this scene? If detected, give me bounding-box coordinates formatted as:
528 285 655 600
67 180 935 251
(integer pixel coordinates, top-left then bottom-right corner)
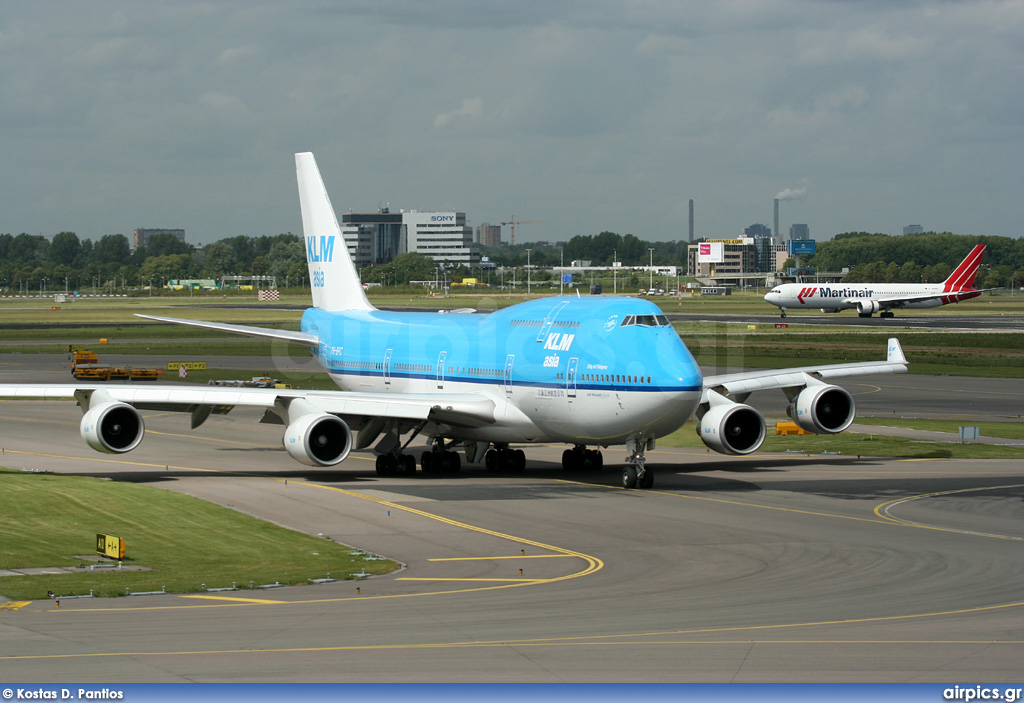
854 288 1000 309
702 337 907 398
0 384 497 429
135 313 318 346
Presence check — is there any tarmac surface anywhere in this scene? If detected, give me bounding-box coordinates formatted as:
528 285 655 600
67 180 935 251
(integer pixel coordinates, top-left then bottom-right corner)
1 373 1023 682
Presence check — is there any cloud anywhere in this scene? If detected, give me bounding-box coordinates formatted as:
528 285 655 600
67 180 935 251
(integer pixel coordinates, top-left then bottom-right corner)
776 185 808 202
434 97 484 128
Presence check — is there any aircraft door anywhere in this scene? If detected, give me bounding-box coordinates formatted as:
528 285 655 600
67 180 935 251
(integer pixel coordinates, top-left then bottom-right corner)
504 354 514 395
566 357 578 399
383 348 393 387
436 351 446 390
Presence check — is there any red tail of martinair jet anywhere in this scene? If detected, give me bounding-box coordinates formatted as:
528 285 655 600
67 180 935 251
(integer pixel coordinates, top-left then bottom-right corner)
764 244 998 318
942 244 985 292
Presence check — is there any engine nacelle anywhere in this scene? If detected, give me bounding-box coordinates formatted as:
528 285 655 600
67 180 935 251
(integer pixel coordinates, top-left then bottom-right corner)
787 384 855 434
698 400 766 455
856 299 881 315
283 413 352 467
80 401 145 454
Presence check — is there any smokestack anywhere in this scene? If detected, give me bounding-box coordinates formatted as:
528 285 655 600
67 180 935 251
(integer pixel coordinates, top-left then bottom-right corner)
774 198 779 242
688 199 694 242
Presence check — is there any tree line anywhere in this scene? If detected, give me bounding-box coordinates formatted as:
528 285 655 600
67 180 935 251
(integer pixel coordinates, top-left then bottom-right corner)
2 228 1021 293
0 231 307 293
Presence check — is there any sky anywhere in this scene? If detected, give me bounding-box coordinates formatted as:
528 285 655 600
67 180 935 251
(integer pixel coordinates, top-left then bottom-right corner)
1 1 1021 251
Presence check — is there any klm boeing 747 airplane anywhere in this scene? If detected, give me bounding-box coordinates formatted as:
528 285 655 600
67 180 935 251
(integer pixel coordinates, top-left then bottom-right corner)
0 153 909 489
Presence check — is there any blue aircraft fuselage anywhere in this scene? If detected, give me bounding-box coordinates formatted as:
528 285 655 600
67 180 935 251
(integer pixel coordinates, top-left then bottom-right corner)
301 296 703 445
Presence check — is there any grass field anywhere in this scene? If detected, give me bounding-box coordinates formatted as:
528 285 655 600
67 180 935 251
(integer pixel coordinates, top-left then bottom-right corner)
0 467 396 601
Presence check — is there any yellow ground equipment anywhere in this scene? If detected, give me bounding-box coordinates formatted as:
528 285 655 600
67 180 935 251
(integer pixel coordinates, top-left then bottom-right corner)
70 350 162 381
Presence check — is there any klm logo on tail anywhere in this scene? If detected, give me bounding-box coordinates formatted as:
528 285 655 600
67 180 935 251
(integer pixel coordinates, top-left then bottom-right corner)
307 235 335 263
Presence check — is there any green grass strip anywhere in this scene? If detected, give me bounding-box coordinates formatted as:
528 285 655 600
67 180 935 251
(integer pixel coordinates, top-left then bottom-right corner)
0 468 395 601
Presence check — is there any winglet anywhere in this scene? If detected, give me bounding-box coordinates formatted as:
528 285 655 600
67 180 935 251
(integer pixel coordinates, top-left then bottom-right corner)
295 152 375 312
886 338 907 365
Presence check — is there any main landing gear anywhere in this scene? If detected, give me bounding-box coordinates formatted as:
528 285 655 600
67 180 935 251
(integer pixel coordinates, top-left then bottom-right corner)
561 445 603 471
375 453 417 477
485 443 526 472
621 437 654 490
420 439 462 475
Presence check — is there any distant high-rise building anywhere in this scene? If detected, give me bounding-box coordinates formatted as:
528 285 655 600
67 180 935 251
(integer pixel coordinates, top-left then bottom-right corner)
744 224 772 238
903 224 924 235
477 222 502 247
133 228 185 251
341 207 479 266
341 208 403 265
789 223 809 241
403 211 479 266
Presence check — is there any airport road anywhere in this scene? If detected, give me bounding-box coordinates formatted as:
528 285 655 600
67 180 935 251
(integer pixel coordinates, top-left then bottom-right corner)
0 398 1022 682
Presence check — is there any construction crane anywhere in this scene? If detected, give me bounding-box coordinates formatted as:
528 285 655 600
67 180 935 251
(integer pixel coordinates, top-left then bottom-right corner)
500 216 544 246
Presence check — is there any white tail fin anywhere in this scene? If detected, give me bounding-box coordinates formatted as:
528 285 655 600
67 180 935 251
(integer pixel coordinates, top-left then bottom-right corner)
295 152 375 312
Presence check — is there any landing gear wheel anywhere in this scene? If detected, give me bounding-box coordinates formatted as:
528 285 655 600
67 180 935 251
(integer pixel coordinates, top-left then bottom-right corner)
513 449 526 472
375 454 397 476
622 466 638 489
561 448 575 470
420 451 435 475
402 454 417 476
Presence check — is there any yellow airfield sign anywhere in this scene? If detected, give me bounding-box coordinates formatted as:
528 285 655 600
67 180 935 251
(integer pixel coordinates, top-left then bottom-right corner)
96 533 126 559
166 362 207 370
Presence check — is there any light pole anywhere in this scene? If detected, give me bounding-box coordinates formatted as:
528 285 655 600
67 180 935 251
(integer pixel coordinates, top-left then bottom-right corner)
526 249 532 295
613 248 617 295
648 248 654 293
560 250 564 296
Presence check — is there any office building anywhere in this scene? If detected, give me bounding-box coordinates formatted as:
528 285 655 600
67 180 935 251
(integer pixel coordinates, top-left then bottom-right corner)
133 228 185 251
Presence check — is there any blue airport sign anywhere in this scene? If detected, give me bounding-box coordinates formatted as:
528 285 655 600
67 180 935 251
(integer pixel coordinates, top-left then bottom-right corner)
788 239 816 256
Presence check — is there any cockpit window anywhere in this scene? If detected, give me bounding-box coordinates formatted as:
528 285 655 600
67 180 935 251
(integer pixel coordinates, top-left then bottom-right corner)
620 313 671 328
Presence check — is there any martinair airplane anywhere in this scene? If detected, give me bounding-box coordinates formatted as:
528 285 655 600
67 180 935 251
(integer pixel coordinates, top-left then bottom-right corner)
1 153 909 490
764 244 995 318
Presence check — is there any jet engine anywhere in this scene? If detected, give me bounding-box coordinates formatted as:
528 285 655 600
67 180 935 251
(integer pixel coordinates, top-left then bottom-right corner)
80 401 145 454
697 394 766 455
283 413 352 467
787 383 855 434
856 299 881 315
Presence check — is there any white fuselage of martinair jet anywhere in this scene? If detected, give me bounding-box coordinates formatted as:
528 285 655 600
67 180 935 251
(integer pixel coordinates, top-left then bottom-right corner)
764 244 990 318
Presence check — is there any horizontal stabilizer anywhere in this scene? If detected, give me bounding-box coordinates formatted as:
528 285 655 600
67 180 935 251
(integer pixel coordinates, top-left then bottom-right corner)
135 313 317 346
